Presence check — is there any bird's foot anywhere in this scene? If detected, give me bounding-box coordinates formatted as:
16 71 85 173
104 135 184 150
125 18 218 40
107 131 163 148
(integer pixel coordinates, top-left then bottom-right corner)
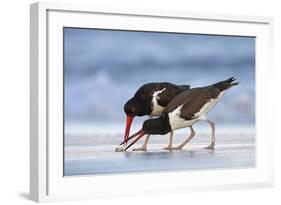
132 146 147 151
163 145 173 150
163 146 183 150
204 143 215 150
173 146 183 150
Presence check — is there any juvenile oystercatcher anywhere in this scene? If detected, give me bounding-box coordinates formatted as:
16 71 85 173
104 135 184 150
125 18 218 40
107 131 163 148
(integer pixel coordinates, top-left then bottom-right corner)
124 77 238 151
119 82 190 151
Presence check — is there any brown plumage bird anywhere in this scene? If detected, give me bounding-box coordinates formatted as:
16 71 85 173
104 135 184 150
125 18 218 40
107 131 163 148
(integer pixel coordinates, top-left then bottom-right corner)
119 82 190 151
124 77 239 151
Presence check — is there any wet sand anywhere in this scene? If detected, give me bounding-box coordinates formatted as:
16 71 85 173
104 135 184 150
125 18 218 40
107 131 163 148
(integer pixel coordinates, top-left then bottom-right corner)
64 132 255 176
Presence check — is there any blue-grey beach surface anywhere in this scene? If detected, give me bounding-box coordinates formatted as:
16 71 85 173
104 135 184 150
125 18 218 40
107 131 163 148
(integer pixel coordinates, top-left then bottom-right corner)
64 126 255 176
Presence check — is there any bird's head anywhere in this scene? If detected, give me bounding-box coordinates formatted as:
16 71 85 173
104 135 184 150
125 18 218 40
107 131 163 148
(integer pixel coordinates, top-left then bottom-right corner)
123 114 171 151
124 96 151 117
142 114 171 135
122 96 152 147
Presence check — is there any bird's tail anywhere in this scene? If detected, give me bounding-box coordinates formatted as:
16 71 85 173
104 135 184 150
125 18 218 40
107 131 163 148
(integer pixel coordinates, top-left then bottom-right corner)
212 77 239 91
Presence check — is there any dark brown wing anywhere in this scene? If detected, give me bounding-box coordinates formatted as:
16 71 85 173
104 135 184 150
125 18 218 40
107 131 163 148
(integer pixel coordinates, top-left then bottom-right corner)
135 82 174 98
164 86 221 120
157 83 189 107
135 82 189 107
164 78 238 120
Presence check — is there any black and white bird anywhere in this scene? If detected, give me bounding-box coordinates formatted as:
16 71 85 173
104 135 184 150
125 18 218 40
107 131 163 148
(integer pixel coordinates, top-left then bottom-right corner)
124 77 239 151
119 82 190 151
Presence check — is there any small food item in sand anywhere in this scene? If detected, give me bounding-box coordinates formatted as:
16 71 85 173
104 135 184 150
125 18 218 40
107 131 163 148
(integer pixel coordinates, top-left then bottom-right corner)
115 145 124 152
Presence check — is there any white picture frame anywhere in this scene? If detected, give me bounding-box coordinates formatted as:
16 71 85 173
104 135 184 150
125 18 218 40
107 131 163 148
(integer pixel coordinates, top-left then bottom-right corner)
30 2 274 202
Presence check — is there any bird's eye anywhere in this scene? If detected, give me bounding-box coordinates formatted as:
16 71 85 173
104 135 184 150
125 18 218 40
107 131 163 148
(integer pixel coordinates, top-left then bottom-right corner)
131 107 135 112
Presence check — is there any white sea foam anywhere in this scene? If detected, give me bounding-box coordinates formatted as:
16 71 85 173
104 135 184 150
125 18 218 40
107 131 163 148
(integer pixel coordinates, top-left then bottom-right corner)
65 122 255 136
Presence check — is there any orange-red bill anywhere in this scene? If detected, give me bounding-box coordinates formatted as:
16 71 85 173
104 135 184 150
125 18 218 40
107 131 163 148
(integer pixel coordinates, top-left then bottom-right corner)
120 129 142 146
123 115 134 145
124 130 146 151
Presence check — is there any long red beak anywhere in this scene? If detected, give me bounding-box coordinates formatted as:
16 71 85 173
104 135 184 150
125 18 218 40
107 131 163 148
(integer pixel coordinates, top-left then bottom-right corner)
120 129 142 146
124 130 146 151
123 115 134 146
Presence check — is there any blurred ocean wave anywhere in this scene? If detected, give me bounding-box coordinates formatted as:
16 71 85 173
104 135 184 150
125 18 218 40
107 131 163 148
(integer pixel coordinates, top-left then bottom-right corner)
64 28 255 126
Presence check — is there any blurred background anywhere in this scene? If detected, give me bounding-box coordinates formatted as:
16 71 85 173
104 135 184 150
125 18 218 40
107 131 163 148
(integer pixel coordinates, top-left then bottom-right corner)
64 28 255 135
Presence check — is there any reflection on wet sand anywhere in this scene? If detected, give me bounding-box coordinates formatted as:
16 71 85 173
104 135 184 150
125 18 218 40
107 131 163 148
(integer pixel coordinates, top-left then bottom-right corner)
64 133 255 176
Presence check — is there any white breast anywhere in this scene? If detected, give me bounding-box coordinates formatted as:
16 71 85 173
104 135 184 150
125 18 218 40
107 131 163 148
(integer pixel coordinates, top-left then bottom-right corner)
150 88 166 116
168 105 200 130
168 91 225 131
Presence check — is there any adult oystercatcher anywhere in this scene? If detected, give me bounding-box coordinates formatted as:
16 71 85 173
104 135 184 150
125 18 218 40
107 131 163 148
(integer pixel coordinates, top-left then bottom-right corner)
119 82 190 151
124 77 238 151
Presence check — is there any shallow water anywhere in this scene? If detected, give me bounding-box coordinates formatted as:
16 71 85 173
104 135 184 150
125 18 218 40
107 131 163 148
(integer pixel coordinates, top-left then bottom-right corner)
64 132 255 176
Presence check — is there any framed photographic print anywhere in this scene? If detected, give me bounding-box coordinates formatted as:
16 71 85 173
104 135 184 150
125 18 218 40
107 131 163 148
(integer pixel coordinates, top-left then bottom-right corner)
30 2 274 202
